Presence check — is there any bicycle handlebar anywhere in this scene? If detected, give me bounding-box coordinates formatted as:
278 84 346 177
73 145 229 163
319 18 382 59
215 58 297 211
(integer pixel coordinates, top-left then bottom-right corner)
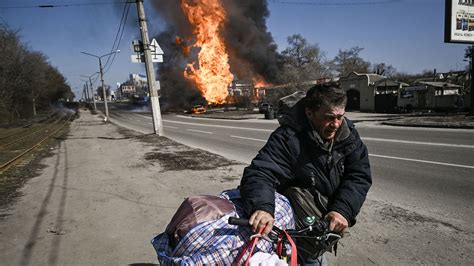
228 217 330 237
228 217 250 227
229 216 341 260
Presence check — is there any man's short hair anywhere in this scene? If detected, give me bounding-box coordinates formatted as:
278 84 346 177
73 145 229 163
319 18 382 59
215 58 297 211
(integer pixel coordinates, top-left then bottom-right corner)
304 83 347 111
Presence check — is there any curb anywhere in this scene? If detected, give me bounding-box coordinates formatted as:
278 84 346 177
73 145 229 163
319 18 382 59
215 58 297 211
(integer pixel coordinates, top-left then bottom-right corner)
381 121 474 129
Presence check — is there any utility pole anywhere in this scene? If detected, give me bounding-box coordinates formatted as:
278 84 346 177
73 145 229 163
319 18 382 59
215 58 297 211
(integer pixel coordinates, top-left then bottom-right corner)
98 57 109 120
135 0 163 135
82 81 90 105
81 50 120 121
89 76 97 112
81 73 98 112
85 83 90 104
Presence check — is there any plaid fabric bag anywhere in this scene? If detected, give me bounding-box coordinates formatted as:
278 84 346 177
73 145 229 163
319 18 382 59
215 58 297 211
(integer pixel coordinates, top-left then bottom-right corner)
151 188 295 265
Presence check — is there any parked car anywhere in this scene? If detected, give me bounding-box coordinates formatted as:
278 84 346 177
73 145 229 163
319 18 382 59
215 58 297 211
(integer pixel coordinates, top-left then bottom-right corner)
258 103 272 114
191 105 206 114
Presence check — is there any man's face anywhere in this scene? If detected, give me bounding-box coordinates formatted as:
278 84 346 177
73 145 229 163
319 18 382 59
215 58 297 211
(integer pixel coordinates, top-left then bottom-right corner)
306 105 345 141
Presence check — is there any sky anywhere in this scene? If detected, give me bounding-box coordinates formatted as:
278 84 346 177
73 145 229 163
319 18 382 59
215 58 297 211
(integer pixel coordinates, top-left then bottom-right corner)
0 0 469 99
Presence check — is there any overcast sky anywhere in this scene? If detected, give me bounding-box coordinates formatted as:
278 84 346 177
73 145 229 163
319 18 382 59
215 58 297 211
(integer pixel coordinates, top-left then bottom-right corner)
0 0 468 98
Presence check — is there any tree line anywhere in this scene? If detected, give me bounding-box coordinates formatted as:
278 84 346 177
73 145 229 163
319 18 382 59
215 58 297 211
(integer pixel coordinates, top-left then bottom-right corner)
276 34 462 87
258 34 467 107
0 24 74 124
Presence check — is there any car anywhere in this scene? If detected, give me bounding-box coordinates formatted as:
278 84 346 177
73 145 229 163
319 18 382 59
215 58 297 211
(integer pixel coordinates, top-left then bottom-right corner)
191 105 206 114
258 103 272 114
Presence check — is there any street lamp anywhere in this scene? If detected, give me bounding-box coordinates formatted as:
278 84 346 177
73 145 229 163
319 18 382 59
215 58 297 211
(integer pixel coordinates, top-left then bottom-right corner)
80 72 99 112
80 50 120 121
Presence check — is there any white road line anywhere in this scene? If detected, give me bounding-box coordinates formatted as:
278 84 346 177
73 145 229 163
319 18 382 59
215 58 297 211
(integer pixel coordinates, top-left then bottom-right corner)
135 114 273 132
230 135 474 169
164 125 178 129
230 135 267 142
362 137 474 149
164 119 274 132
370 154 474 169
186 129 213 134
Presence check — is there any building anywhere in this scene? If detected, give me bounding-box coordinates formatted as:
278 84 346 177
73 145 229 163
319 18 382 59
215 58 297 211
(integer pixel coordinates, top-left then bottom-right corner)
339 72 386 112
119 73 155 100
398 81 463 111
130 73 148 87
374 79 409 113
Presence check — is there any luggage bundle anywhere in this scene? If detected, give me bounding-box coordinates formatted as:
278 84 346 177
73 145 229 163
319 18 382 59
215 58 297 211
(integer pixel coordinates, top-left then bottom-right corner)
151 189 295 265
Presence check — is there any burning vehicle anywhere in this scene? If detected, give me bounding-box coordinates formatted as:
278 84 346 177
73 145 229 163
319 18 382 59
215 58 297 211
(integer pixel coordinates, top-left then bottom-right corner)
191 105 206 114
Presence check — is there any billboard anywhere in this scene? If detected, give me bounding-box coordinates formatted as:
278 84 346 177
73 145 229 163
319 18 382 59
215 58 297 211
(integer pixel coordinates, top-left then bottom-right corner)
445 0 474 43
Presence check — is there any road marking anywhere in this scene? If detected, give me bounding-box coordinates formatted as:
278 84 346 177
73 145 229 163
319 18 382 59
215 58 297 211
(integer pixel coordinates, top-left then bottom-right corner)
362 137 474 149
134 114 473 169
230 135 474 169
230 135 267 142
370 154 474 169
164 125 178 129
186 129 213 134
136 115 274 132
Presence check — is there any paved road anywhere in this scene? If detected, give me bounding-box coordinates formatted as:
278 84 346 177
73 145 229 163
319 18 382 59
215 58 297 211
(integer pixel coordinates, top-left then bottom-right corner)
108 107 474 230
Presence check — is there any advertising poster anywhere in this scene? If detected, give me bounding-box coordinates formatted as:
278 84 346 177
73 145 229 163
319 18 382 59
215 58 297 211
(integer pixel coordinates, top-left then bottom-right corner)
445 0 474 43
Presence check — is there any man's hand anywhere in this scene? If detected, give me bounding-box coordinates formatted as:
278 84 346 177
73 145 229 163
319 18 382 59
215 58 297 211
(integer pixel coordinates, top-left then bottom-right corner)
249 210 274 236
325 211 348 233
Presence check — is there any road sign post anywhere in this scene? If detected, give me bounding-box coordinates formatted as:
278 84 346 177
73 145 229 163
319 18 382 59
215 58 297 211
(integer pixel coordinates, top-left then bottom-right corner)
133 0 164 135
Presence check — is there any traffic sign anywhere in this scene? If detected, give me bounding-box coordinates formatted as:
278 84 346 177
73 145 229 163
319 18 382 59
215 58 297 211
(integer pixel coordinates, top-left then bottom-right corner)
150 38 164 54
131 39 163 63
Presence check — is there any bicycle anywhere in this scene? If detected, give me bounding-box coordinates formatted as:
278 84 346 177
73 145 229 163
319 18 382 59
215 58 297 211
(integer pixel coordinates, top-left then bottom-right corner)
228 216 341 265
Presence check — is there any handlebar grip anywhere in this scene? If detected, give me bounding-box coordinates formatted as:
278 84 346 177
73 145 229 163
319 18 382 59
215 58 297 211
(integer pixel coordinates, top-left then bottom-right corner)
318 219 330 231
228 217 249 226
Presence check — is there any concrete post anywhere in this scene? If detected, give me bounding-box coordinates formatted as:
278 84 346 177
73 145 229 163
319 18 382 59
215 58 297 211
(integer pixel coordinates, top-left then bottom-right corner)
136 0 163 135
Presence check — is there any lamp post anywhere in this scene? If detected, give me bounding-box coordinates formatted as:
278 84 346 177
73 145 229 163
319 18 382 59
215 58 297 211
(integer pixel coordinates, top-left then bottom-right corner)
80 50 120 121
80 73 99 112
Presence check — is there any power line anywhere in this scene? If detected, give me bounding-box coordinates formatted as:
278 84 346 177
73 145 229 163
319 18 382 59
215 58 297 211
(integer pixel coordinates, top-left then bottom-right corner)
103 2 131 73
269 0 401 5
0 2 134 9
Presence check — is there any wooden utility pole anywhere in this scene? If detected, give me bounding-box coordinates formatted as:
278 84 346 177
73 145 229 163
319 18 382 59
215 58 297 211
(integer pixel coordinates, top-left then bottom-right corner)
135 0 163 135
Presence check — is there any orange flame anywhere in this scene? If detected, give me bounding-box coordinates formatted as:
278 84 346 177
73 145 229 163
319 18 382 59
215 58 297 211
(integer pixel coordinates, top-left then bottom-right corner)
253 74 271 88
180 0 233 104
175 36 192 58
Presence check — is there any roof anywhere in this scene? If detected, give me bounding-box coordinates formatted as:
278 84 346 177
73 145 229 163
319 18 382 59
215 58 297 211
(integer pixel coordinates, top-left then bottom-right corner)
418 81 462 88
374 78 409 87
340 72 386 85
366 74 386 84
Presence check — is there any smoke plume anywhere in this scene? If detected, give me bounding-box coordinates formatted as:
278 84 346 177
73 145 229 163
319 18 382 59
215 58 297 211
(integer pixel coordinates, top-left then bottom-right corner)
150 0 280 107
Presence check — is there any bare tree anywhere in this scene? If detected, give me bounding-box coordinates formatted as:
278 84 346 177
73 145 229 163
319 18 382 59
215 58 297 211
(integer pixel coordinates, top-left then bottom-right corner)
279 34 330 87
331 46 370 77
373 62 397 77
0 24 73 123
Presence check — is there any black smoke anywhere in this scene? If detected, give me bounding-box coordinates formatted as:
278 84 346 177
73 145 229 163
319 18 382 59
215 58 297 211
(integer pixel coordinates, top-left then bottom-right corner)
221 0 281 82
154 29 206 110
150 0 281 85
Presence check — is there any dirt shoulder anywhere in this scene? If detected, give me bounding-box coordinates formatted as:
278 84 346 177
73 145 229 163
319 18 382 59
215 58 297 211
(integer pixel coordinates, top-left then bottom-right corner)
0 110 472 265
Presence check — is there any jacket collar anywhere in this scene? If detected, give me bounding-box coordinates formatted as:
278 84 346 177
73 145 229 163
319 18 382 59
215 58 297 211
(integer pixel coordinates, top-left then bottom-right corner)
306 117 351 150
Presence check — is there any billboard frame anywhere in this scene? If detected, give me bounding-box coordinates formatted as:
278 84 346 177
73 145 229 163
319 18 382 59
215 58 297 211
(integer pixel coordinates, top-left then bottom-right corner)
445 0 474 44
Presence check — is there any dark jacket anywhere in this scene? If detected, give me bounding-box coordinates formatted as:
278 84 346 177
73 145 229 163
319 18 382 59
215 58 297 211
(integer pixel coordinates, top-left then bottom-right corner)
240 100 372 226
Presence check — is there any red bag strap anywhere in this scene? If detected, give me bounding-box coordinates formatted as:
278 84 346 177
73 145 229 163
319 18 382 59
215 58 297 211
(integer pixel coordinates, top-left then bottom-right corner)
233 227 264 266
282 230 298 266
234 228 297 266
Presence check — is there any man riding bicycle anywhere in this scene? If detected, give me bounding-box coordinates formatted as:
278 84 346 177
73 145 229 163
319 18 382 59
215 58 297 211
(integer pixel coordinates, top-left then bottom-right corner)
240 83 372 264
